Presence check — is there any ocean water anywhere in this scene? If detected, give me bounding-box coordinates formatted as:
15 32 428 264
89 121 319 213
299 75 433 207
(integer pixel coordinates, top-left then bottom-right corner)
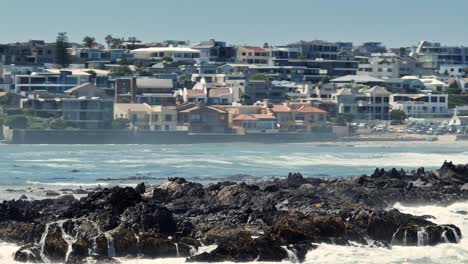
1 142 468 263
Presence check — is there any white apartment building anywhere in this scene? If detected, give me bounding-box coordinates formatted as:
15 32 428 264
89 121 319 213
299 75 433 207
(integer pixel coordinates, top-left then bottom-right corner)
131 47 200 62
390 94 449 118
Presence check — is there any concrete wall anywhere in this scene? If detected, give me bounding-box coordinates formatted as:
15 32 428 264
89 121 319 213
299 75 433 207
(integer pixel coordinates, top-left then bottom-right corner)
4 129 336 144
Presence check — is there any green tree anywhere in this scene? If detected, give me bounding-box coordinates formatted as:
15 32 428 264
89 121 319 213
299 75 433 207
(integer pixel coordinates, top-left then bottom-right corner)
112 118 130 130
105 35 113 48
447 81 462 94
49 118 67 130
111 38 123 49
55 32 70 68
5 115 27 129
85 70 97 79
390 109 407 124
82 36 96 48
334 113 353 126
250 73 269 81
111 66 133 76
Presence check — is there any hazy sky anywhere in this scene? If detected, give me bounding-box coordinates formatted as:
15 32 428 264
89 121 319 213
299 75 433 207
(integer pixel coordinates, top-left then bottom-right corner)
1 0 467 48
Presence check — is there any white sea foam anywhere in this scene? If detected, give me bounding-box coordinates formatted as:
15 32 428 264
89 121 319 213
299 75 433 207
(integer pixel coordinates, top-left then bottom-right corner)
1 202 468 263
248 152 468 168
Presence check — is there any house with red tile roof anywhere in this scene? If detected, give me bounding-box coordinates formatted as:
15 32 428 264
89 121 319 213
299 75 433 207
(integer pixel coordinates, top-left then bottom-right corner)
232 113 277 133
270 103 328 132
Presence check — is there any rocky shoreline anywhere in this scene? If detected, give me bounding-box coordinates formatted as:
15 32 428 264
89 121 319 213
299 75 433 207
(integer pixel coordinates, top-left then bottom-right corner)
1 161 467 263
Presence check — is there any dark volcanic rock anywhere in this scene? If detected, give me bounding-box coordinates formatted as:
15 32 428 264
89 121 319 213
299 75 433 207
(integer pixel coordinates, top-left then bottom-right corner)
1 162 467 263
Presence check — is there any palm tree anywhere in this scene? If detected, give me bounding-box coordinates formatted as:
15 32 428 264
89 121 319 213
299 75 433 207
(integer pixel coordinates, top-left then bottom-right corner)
128 37 138 50
111 38 122 49
82 36 96 48
105 35 113 48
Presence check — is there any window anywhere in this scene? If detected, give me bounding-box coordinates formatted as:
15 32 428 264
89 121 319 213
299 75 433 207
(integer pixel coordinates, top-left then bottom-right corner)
165 114 172 122
439 97 446 103
431 97 438 103
153 114 158 121
191 114 201 122
295 114 305 121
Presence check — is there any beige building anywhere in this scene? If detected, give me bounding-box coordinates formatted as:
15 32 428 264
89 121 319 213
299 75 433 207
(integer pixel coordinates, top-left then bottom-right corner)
114 103 177 131
236 46 270 65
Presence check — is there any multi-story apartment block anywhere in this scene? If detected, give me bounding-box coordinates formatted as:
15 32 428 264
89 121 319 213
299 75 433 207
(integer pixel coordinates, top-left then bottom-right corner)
390 94 449 118
20 96 114 129
286 40 338 60
331 86 391 121
411 41 468 70
130 47 201 62
192 39 236 63
15 71 90 94
114 77 176 105
114 103 177 131
242 80 292 104
62 98 114 129
357 53 417 78
0 40 55 65
236 46 270 65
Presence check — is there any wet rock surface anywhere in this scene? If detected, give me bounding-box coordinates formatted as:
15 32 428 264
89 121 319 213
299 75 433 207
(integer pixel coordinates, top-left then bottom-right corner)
1 161 468 263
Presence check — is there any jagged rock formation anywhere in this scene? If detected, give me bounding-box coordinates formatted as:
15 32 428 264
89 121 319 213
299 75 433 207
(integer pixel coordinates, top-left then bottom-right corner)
1 162 467 263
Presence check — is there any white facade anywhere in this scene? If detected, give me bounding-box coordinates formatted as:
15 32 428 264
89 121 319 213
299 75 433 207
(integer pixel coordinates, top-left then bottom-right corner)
439 64 466 77
130 47 200 62
390 94 449 118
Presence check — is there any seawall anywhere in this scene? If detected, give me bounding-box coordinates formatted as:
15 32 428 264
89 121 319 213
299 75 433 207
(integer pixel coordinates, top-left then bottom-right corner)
3 128 337 144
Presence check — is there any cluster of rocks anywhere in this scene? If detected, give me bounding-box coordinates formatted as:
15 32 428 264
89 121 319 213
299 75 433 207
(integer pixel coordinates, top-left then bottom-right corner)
0 161 467 263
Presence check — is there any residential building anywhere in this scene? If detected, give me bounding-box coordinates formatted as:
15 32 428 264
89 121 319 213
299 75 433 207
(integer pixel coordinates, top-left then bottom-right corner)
20 97 63 118
208 88 233 105
273 59 357 83
192 39 236 63
177 105 229 133
130 47 201 62
0 40 55 65
330 75 386 87
439 64 467 77
382 78 425 93
64 83 99 98
390 94 449 118
175 79 234 105
401 76 448 92
15 70 90 94
270 103 328 132
232 114 278 133
459 78 468 92
357 53 417 78
411 41 468 70
20 96 113 129
62 98 114 129
114 77 176 105
331 86 391 121
242 80 291 104
270 46 301 59
236 46 270 65
114 103 177 131
134 78 176 105
287 40 338 60
354 42 387 56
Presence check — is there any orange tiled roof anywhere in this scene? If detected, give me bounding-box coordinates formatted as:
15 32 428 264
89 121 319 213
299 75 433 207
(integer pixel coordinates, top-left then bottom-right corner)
233 114 258 121
297 106 328 114
271 104 291 113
